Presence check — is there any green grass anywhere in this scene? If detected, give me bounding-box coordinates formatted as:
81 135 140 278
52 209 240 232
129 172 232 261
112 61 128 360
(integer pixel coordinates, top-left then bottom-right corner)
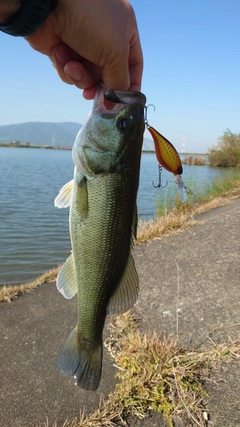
157 168 240 214
201 169 240 199
137 169 240 243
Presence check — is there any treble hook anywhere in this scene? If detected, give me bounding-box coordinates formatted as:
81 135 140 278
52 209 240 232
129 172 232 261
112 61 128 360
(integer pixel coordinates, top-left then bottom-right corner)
144 104 155 128
152 164 168 189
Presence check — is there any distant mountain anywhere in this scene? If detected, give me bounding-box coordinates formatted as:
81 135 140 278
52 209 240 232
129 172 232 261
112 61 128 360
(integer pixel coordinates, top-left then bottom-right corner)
0 122 155 151
0 122 81 147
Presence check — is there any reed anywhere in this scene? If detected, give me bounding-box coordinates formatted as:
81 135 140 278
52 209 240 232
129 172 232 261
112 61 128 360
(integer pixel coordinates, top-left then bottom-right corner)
137 169 240 243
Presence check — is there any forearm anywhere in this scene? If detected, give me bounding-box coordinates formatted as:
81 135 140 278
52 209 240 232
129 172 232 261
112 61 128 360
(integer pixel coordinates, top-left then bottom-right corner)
0 0 20 21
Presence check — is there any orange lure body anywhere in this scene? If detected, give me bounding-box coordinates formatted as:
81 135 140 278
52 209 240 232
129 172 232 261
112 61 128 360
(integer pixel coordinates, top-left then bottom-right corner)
147 126 183 176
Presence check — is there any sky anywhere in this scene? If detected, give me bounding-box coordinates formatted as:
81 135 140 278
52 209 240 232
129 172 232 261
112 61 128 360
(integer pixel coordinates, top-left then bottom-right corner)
0 0 240 153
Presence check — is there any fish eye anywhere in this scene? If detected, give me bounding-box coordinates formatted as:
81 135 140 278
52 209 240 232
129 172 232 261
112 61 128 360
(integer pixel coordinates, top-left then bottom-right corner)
117 117 130 132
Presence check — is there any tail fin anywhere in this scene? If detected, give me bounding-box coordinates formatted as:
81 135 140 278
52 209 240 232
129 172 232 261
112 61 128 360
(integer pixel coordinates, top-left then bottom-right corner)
56 327 102 391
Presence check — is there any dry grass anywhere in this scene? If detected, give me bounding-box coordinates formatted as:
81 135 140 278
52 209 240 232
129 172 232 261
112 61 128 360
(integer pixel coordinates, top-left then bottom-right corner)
38 313 240 427
137 191 240 244
194 195 237 214
139 171 240 244
0 267 60 303
137 206 197 244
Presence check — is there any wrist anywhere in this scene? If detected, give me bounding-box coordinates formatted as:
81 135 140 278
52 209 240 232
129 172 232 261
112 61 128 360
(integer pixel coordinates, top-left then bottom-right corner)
0 0 58 37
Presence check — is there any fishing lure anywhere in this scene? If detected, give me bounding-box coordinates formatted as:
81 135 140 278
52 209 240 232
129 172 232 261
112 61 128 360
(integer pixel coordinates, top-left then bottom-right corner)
145 106 187 202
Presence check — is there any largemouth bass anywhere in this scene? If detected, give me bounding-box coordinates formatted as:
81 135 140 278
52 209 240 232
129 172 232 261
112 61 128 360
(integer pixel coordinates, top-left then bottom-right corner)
54 87 146 390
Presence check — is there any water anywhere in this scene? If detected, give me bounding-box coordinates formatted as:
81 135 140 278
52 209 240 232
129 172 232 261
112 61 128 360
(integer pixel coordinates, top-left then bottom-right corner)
0 147 228 285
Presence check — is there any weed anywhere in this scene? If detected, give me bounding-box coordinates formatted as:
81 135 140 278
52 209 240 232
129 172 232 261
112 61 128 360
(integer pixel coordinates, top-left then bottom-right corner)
39 313 240 427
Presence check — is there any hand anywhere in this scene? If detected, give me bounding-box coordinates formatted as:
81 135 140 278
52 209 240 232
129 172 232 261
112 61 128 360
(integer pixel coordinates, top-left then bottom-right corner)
25 0 143 99
0 0 19 21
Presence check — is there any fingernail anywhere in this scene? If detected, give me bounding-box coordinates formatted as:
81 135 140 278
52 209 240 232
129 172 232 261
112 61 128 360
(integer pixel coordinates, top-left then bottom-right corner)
65 67 83 82
52 44 66 63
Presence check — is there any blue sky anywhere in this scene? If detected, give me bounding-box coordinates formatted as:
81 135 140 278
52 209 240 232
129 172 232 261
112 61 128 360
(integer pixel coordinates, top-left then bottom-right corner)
0 0 239 153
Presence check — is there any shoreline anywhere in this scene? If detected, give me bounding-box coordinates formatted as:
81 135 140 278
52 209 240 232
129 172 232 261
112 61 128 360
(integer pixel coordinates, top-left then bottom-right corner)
1 190 240 302
0 143 71 150
0 144 207 156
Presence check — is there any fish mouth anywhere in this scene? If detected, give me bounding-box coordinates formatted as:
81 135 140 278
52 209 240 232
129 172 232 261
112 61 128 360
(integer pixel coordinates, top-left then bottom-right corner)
93 85 146 113
104 89 122 104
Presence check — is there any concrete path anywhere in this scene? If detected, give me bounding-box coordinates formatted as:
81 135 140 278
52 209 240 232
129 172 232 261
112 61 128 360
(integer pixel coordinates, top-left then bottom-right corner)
1 198 240 427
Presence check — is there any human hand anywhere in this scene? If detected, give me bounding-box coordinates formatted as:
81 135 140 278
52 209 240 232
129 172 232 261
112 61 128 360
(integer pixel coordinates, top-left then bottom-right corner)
25 0 143 99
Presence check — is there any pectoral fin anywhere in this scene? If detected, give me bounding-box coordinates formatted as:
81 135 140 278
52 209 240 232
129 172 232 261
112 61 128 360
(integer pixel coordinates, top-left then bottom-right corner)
107 253 139 316
54 179 74 208
56 254 77 299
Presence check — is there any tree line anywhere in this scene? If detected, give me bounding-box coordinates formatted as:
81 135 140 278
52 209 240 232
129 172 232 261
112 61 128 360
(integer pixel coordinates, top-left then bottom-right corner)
208 129 240 167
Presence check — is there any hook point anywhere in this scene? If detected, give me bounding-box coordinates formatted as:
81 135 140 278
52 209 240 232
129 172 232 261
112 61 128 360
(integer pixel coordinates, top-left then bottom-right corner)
144 104 156 127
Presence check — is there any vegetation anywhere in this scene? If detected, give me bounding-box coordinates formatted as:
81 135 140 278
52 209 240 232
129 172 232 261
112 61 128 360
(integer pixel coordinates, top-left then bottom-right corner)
39 312 240 427
0 140 31 148
0 267 60 303
137 169 240 243
208 129 240 167
0 141 71 150
1 171 240 427
181 156 206 166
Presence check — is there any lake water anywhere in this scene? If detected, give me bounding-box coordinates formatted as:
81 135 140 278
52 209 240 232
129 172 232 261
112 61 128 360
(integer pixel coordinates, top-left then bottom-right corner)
0 147 228 285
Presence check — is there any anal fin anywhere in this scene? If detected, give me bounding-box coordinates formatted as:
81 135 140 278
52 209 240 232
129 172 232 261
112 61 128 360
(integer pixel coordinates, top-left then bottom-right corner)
107 253 139 316
56 254 77 299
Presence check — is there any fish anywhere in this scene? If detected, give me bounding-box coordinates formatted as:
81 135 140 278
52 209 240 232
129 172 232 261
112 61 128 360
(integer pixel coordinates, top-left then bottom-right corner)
54 86 146 390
